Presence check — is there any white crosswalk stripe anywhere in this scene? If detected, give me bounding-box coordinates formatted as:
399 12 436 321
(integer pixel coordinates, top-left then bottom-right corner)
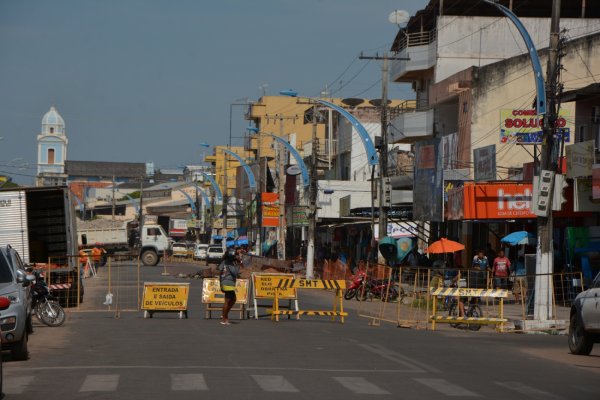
79 374 120 392
333 377 390 395
251 374 299 392
495 381 563 399
3 375 35 395
171 373 208 391
413 378 479 397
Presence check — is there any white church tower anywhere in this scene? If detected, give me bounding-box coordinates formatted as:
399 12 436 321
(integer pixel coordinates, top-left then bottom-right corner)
36 106 68 186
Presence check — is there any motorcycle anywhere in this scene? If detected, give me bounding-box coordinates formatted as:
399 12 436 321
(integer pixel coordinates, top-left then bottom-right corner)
357 277 401 302
30 270 66 327
344 270 367 300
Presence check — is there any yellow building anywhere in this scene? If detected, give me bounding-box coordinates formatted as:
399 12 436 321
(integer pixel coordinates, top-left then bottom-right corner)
203 145 248 197
245 95 411 168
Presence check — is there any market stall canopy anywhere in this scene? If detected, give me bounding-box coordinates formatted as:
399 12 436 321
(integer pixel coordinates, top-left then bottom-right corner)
501 231 536 246
427 238 464 254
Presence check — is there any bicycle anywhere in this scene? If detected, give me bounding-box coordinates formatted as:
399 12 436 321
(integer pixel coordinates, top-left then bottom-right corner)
448 297 483 331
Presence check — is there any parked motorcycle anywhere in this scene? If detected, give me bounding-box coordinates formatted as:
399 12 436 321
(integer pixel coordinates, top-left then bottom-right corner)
30 270 66 327
357 277 401 302
344 271 367 300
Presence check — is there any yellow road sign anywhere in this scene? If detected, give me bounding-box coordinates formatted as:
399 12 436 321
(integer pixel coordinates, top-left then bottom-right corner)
202 278 249 304
252 273 297 299
276 279 346 290
141 282 190 311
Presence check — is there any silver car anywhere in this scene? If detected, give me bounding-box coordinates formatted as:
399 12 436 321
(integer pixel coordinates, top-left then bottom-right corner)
0 245 34 360
569 271 600 355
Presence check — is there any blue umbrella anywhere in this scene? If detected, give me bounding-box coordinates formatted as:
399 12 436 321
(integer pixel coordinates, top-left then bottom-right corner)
501 231 536 246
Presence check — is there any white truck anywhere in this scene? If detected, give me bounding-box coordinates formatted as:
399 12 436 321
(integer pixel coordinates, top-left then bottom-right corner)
78 220 170 266
0 187 82 304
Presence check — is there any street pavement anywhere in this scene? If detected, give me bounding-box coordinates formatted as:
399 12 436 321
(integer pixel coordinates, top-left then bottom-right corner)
3 261 599 399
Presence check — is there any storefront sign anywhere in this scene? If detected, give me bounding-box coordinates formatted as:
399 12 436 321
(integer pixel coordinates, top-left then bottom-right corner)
566 140 594 178
413 139 443 222
473 145 496 182
374 223 417 239
291 206 308 226
261 192 279 227
499 109 571 144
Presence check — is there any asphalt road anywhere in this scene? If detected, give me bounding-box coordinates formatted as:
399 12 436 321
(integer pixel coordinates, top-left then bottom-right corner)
3 262 599 399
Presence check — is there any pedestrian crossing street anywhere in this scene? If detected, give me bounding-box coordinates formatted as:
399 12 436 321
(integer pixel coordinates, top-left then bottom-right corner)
3 372 579 398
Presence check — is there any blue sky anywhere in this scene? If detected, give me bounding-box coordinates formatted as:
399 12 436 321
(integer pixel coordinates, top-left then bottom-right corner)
0 0 427 183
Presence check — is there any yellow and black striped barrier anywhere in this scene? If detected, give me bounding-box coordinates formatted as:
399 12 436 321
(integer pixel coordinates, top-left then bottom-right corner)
276 278 345 290
272 279 347 324
430 316 508 325
430 287 509 331
430 288 509 298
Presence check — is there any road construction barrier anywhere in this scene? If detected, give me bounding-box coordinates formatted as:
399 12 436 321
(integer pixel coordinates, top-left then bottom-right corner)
141 282 190 319
271 279 347 323
429 287 508 331
202 278 250 320
251 273 298 319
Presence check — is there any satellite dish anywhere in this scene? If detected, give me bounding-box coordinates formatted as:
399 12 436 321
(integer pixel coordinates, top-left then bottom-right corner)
388 10 410 26
341 98 365 107
369 99 392 107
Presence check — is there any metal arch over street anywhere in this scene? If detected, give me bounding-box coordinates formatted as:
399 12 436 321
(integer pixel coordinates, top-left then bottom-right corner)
482 0 546 115
220 148 257 191
316 99 379 166
266 133 310 188
199 172 223 202
122 193 140 213
191 183 212 208
176 189 197 213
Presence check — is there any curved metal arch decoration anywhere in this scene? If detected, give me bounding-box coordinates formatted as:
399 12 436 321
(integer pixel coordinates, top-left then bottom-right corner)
121 193 140 213
70 191 85 213
316 99 379 166
482 0 546 115
199 172 223 202
266 133 310 187
221 148 257 191
191 183 212 208
176 189 197 213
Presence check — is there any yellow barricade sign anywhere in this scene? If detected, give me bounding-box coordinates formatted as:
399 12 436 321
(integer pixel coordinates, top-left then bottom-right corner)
252 273 297 299
202 278 249 305
142 282 190 319
277 279 346 290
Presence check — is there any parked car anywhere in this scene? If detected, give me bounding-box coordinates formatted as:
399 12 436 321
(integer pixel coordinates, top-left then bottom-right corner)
171 242 191 258
569 271 600 355
0 296 13 393
206 245 225 263
0 245 34 360
194 244 209 261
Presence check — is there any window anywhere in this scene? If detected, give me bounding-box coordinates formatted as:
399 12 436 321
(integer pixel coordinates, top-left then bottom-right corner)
0 253 14 284
147 228 161 236
50 127 54 134
47 148 55 164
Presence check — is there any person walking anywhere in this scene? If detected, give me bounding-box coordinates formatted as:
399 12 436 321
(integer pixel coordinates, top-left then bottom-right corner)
492 250 511 289
218 248 240 325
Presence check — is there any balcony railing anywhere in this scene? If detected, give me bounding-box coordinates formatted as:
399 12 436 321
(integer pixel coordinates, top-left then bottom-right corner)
395 29 437 52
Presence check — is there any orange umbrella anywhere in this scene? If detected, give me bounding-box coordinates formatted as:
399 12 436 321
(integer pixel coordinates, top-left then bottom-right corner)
426 238 465 254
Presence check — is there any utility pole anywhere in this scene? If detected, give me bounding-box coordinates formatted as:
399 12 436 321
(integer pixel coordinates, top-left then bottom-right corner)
222 149 229 252
535 0 561 321
277 117 287 260
306 102 318 279
138 178 144 248
359 52 405 252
